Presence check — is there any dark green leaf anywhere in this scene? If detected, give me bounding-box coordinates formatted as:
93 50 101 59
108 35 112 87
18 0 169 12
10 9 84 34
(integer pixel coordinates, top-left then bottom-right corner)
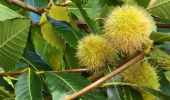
159 42 170 54
33 33 64 70
150 32 170 43
135 0 150 8
0 85 14 100
15 70 42 100
46 14 81 48
123 86 142 100
18 49 52 71
64 45 80 69
45 72 106 100
102 82 170 99
74 3 101 34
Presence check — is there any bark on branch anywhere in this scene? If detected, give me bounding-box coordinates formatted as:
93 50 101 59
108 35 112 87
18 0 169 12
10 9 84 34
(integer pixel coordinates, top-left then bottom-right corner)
0 69 89 76
6 0 44 15
65 52 145 100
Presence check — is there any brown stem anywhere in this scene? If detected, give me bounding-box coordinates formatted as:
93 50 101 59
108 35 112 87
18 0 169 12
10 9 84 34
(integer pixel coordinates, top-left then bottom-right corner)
65 52 145 100
0 69 89 76
6 0 44 15
156 23 170 28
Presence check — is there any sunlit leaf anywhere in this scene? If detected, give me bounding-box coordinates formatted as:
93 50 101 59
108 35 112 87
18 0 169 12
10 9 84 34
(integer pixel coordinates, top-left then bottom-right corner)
41 22 66 49
0 4 23 21
0 19 30 71
147 0 170 19
48 5 70 23
33 33 64 70
46 14 81 48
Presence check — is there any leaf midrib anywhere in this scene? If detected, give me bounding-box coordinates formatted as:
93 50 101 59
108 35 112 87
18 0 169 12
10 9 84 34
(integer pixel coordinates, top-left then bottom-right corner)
27 70 33 100
51 73 76 92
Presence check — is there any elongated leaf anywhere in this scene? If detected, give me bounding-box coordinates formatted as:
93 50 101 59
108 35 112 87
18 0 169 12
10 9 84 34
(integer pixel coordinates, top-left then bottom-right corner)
165 71 170 82
123 86 142 100
75 3 101 34
48 5 70 23
157 66 170 96
0 4 24 21
0 19 30 71
102 82 170 99
106 76 124 100
135 0 150 8
0 0 26 15
45 72 106 100
19 49 52 71
147 0 170 19
159 42 170 54
46 14 81 48
33 33 64 70
64 45 80 69
15 70 42 100
0 85 14 100
150 32 170 43
41 22 65 49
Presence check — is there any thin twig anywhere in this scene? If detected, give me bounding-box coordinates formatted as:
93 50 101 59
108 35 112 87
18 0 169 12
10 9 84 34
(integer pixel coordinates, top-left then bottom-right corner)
0 69 89 76
156 23 170 28
6 0 44 15
65 52 145 100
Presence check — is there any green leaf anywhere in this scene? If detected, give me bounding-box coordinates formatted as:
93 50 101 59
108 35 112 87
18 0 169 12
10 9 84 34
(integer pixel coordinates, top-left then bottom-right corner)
15 70 42 100
75 4 101 34
45 72 106 100
0 4 24 21
64 45 80 69
0 19 30 71
102 82 170 99
46 15 81 48
71 0 89 4
135 0 150 8
150 49 170 59
123 86 143 100
33 33 64 70
107 86 124 100
0 0 27 16
18 49 52 71
159 42 170 54
165 71 170 82
106 76 124 100
0 85 14 100
147 0 170 19
68 7 99 19
157 66 170 96
150 32 170 43
41 22 65 49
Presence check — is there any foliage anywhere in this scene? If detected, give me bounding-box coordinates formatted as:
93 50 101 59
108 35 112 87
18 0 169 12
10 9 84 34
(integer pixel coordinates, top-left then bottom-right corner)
0 0 170 100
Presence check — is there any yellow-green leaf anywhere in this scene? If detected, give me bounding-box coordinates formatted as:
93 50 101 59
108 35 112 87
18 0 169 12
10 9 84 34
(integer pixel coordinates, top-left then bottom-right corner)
41 22 65 49
48 5 70 23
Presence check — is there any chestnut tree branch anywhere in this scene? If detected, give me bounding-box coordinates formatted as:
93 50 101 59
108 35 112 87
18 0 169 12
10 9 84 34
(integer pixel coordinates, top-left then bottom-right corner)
65 52 145 100
6 0 44 15
0 68 89 76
